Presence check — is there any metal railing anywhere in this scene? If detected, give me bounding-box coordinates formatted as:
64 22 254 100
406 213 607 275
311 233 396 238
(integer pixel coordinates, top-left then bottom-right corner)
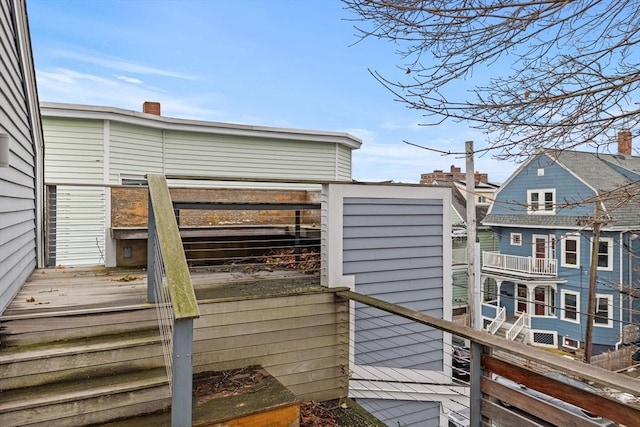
483 251 557 276
147 174 200 426
487 306 506 335
506 312 529 342
338 290 640 427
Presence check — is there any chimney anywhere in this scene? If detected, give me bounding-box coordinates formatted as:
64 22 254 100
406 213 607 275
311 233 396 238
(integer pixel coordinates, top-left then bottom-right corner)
143 101 161 116
618 129 632 156
474 172 488 183
450 165 461 173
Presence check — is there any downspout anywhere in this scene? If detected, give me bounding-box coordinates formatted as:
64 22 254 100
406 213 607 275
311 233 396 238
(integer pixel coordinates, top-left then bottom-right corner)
615 231 624 349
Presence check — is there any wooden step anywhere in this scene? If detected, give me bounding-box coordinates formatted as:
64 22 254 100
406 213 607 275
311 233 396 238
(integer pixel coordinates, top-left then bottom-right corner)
96 366 300 427
0 329 163 390
0 368 170 427
0 305 157 347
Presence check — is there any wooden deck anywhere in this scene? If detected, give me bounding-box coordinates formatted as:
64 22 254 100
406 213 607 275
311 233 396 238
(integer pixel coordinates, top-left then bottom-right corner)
2 266 321 318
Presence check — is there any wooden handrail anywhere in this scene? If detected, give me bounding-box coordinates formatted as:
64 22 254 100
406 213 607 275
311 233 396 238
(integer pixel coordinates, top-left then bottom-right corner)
336 290 640 398
147 174 199 320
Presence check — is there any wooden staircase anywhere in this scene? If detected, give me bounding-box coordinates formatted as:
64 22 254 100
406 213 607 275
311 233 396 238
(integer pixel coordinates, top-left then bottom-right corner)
0 299 171 426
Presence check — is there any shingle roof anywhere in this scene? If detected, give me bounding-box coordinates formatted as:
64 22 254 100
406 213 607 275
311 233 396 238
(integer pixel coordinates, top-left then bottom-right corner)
484 149 640 229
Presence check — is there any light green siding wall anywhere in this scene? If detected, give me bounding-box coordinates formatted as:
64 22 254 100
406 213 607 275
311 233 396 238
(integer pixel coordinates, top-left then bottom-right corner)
164 131 339 180
43 117 104 184
336 144 352 180
108 121 163 183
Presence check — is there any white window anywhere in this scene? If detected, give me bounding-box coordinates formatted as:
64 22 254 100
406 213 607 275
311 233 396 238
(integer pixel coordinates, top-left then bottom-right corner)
561 290 579 323
593 237 614 271
561 234 580 268
527 189 555 214
510 233 522 246
594 294 613 328
562 336 580 350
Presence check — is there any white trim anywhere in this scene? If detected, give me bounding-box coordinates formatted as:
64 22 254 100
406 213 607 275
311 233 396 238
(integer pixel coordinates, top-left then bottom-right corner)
349 379 470 401
594 294 613 328
532 234 550 259
528 329 558 348
561 289 580 324
527 188 556 214
592 237 614 271
510 232 522 246
561 233 581 268
562 336 580 350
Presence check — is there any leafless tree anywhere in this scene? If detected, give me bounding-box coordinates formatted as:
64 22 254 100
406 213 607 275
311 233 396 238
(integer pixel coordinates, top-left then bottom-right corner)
343 0 640 159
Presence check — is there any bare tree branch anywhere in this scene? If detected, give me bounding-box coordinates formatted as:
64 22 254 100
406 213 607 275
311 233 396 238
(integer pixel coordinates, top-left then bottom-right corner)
343 0 640 159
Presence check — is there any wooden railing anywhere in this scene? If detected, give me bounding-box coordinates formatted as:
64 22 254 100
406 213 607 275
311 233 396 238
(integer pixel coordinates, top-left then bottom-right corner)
483 251 557 276
147 174 200 426
338 290 640 427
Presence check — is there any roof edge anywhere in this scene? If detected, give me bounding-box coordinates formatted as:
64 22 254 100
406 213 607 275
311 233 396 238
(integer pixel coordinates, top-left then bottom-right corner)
39 101 363 149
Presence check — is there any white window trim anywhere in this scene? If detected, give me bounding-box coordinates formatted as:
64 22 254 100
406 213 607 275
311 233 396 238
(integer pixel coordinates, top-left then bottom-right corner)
594 294 613 328
560 290 580 324
592 237 614 271
561 234 581 268
532 234 549 259
510 232 522 246
562 336 580 350
527 188 556 215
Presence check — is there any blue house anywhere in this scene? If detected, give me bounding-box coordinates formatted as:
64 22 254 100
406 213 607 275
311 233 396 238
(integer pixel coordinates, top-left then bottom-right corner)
480 132 640 355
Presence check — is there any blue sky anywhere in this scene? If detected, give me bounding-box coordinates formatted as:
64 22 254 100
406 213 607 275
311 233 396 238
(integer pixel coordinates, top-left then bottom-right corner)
27 0 517 183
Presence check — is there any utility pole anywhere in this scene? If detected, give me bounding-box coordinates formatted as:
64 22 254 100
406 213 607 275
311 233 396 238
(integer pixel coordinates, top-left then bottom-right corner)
465 141 480 330
584 201 603 364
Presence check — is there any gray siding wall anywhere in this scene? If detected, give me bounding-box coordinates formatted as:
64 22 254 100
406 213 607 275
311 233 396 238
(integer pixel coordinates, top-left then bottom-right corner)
357 399 440 427
342 197 445 371
0 0 38 313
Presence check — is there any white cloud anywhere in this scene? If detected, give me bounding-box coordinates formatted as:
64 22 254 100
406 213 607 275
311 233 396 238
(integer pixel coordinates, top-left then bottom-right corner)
51 49 198 80
36 67 222 121
115 75 143 84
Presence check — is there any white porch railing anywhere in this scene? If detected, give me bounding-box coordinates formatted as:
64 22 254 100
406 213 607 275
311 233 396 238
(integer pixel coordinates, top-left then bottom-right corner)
482 251 557 276
507 312 530 342
487 306 506 334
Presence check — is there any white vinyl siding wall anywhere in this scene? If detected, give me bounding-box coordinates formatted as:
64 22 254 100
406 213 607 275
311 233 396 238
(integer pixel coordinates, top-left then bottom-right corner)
164 131 339 180
0 0 38 312
109 121 163 183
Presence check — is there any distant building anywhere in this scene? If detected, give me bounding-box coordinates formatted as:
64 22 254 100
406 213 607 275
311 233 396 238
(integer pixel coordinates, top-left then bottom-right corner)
420 165 499 206
481 130 640 354
41 101 361 267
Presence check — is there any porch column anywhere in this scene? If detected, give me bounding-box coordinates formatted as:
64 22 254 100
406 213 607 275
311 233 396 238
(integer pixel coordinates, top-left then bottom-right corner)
496 279 503 307
527 285 535 315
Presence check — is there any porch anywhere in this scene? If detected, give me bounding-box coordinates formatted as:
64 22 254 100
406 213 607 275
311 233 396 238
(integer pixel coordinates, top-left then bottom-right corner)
0 266 356 426
483 251 557 277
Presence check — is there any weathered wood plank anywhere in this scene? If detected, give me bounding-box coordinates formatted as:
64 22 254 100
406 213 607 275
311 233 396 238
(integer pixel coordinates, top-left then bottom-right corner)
481 399 547 427
483 355 638 427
